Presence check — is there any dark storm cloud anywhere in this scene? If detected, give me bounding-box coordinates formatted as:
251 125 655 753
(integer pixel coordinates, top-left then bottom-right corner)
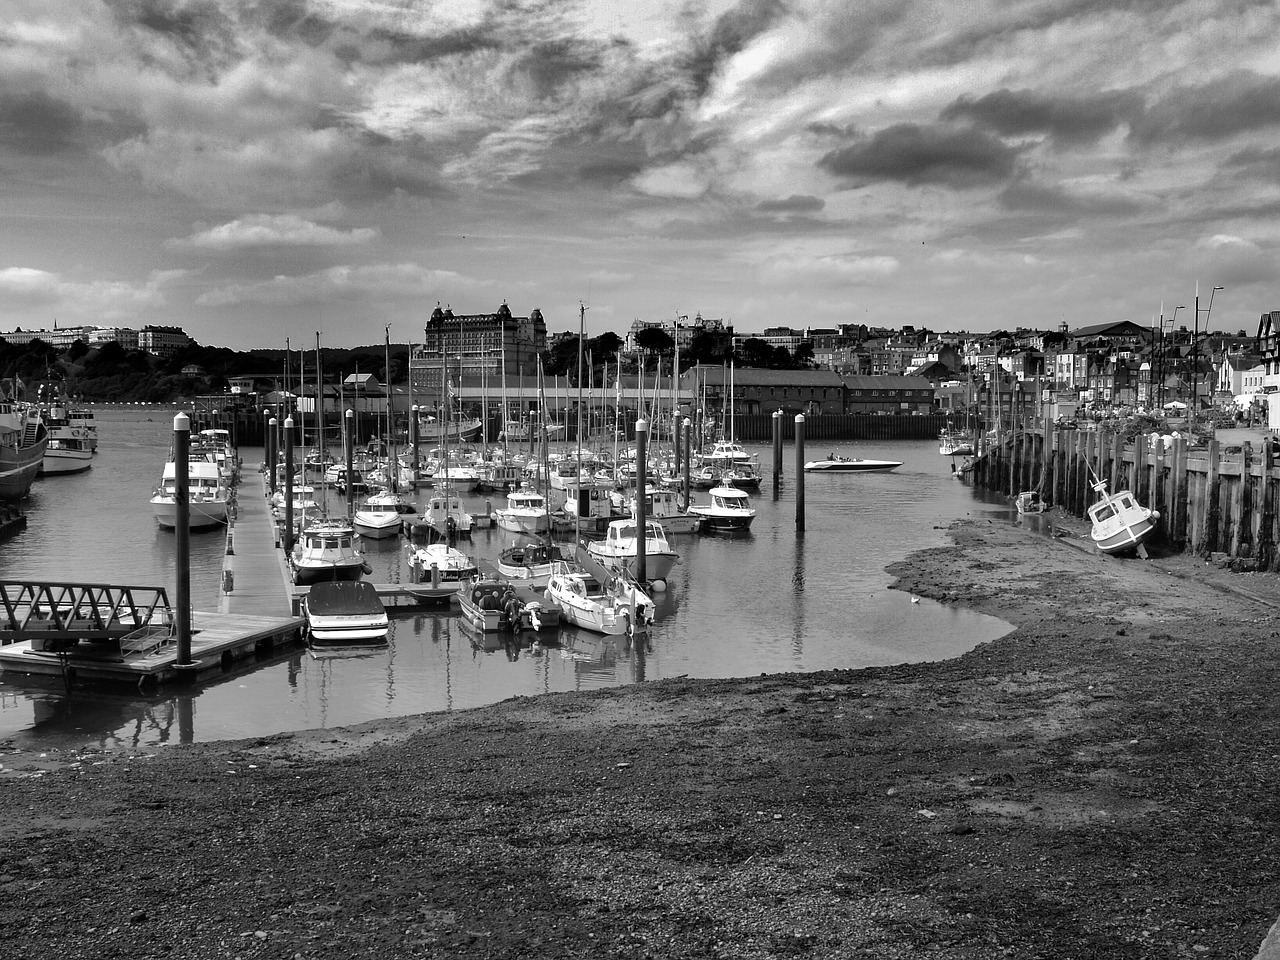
505 38 604 100
1223 145 1280 185
117 0 240 62
818 124 1021 188
361 26 504 65
999 180 1144 215
757 194 824 213
683 0 789 96
0 91 85 155
940 88 1143 147
578 159 644 186
1132 70 1280 143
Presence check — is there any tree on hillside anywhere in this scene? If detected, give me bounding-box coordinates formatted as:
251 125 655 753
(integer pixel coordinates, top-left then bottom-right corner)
686 329 734 365
635 327 675 356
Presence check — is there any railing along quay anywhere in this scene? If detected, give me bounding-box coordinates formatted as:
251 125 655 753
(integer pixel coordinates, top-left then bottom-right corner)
969 422 1280 568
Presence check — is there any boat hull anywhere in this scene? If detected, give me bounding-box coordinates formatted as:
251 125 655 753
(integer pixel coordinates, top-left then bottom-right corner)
151 497 229 530
0 435 48 502
695 512 754 531
587 547 679 584
803 458 902 472
291 561 367 587
1091 514 1157 554
40 447 93 475
352 515 403 539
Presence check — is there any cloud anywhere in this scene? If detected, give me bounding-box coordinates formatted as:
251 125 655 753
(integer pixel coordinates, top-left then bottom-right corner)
168 215 379 251
998 179 1152 216
1133 71 1280 144
757 194 824 213
818 123 1022 189
195 263 490 307
757 252 899 286
939 88 1142 148
632 161 711 198
0 266 179 321
0 91 85 155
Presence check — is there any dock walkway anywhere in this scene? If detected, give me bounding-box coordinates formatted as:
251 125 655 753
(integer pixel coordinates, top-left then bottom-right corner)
220 475 293 617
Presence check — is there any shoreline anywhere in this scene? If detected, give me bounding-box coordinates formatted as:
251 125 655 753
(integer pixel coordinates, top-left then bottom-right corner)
5 511 1280 958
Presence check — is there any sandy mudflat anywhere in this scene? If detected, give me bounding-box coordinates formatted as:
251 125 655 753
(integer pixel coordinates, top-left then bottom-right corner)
3 511 1279 959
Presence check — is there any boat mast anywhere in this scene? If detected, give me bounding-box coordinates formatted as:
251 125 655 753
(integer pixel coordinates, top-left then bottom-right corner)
575 301 586 543
384 324 396 494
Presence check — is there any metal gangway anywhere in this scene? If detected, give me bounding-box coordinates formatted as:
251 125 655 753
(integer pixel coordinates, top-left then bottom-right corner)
0 581 174 653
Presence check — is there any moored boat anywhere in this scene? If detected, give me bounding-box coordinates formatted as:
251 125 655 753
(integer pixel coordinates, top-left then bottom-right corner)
545 550 655 636
0 398 48 501
151 459 230 530
352 489 417 540
496 484 550 535
303 580 389 645
289 517 370 585
686 483 756 531
496 538 565 588
586 518 681 586
405 541 478 596
630 485 703 535
38 388 92 476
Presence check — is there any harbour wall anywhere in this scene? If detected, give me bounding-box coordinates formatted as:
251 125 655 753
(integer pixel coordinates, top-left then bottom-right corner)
970 423 1280 568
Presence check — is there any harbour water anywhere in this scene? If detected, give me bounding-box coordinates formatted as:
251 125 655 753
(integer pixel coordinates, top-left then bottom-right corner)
0 409 1014 750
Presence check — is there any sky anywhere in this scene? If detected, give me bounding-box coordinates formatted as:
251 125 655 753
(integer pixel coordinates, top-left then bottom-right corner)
1 0 1277 350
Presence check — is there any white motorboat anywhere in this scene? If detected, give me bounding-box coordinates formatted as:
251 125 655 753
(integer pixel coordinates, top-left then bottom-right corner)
404 541 478 597
151 459 230 530
803 452 902 472
496 485 550 535
630 486 703 535
412 488 475 540
352 490 417 540
1088 480 1159 557
586 518 681 586
289 517 370 586
303 580 388 645
687 483 756 531
545 555 655 636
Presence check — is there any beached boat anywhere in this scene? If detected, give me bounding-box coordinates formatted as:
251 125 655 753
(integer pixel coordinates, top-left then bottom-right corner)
1014 490 1049 515
289 518 370 585
586 518 682 585
0 398 48 501
1088 480 1159 557
352 490 417 540
686 483 756 531
303 580 389 645
151 458 231 530
803 452 902 473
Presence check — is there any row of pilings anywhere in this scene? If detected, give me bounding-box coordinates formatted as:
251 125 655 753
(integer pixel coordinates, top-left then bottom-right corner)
970 422 1280 569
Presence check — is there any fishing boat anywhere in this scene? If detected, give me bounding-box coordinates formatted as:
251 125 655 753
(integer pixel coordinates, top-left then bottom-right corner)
38 392 93 476
686 483 756 531
404 541 478 597
586 518 682 586
630 485 703 534
0 397 48 501
496 484 550 535
545 549 655 637
410 487 475 540
1088 480 1159 557
803 452 903 473
303 580 389 645
352 489 417 540
496 539 565 588
289 517 371 585
151 458 231 530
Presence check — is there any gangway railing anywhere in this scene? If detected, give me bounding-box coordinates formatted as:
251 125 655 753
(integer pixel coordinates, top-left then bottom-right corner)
0 581 174 652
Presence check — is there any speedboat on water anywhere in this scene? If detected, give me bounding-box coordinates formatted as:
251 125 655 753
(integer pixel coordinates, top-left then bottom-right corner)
303 580 389 646
803 452 902 473
1088 480 1159 557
